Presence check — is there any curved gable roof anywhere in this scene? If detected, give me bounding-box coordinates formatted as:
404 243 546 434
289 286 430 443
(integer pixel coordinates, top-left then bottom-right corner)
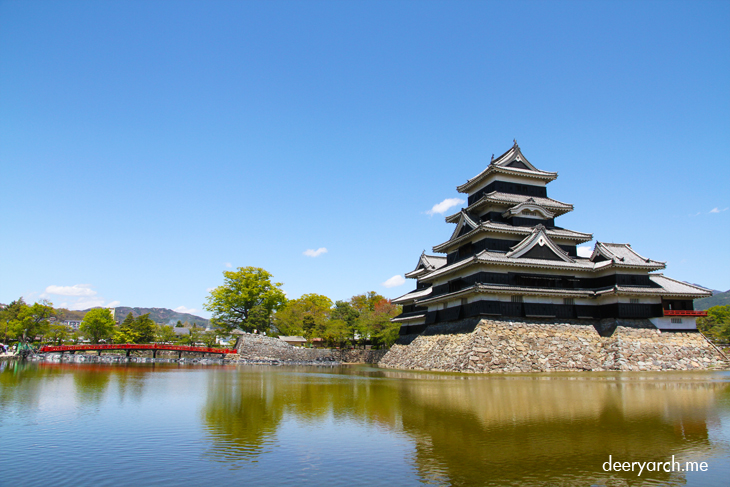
457 142 558 194
506 225 575 263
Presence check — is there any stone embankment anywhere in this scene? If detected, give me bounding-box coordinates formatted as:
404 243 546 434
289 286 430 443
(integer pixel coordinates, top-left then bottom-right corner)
379 318 729 373
229 333 386 365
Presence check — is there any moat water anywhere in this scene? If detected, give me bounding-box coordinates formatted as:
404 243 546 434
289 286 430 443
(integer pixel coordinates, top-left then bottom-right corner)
1 361 729 486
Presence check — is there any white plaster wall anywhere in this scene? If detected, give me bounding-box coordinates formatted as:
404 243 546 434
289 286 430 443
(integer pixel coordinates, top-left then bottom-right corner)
649 317 697 330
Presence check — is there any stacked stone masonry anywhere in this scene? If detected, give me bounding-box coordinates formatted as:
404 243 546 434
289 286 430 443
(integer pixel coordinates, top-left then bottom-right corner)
379 318 728 373
232 333 387 364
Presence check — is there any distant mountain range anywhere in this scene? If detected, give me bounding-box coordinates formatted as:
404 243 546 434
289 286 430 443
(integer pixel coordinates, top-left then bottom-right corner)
695 290 730 310
57 306 209 326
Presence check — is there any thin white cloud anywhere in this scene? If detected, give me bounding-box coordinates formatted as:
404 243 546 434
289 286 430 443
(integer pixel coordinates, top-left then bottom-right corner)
303 247 328 257
426 198 465 216
382 275 406 288
577 246 593 258
44 284 97 297
69 296 106 310
174 306 198 314
225 262 232 268
107 300 121 308
709 207 728 214
206 287 215 293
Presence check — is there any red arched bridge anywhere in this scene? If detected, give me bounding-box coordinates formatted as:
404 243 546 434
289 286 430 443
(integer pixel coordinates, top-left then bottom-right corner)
38 344 237 358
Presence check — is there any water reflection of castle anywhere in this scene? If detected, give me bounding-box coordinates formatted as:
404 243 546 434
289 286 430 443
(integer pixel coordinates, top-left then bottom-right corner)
201 368 728 485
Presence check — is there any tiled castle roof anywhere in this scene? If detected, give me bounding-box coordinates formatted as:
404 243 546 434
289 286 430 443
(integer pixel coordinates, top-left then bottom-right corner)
457 142 558 193
445 193 573 222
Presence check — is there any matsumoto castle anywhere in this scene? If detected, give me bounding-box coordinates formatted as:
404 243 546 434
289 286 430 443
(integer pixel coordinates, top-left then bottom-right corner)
393 142 710 335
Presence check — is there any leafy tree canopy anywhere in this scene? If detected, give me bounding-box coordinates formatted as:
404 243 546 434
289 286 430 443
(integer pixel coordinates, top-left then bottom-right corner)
698 305 730 343
48 324 70 346
12 299 55 343
80 308 115 344
0 298 27 342
114 313 156 344
273 293 333 338
205 267 286 333
156 324 177 343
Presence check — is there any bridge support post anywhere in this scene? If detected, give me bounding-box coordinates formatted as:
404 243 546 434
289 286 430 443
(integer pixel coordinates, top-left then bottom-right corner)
126 350 131 357
153 350 157 359
178 351 182 359
98 350 102 356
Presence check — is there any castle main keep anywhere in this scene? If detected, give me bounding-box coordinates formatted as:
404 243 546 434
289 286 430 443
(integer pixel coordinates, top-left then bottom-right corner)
392 142 711 335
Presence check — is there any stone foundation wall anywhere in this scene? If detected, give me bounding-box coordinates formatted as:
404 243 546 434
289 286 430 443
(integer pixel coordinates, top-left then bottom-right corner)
379 318 728 373
335 349 388 364
235 334 336 363
234 334 386 364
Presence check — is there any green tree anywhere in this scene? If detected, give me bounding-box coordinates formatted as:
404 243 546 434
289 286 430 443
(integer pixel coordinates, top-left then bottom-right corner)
0 298 26 342
202 329 219 348
698 305 730 342
133 314 156 343
69 329 82 344
352 295 401 348
156 324 177 343
47 324 70 345
351 291 386 313
114 313 155 344
204 267 287 333
182 325 203 345
115 313 139 343
80 308 115 344
273 294 333 338
12 299 55 343
331 300 360 346
322 318 349 348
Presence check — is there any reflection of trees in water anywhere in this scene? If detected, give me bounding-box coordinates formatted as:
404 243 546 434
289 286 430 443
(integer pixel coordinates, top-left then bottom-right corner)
202 368 729 485
0 362 161 414
202 369 285 463
0 362 67 418
201 366 403 464
72 365 113 405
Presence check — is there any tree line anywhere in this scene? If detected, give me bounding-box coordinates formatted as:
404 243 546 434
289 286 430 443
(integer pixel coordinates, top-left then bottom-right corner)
1 266 403 349
205 267 402 348
0 300 223 348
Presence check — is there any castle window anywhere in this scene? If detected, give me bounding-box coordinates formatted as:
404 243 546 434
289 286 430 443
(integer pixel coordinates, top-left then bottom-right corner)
671 318 682 324
563 298 574 306
511 295 523 303
630 298 640 304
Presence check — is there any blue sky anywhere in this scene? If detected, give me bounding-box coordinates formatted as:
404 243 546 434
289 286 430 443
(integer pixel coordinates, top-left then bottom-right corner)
1 0 728 316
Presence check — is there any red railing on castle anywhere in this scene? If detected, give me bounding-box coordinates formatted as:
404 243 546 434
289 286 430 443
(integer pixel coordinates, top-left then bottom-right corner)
38 344 237 356
662 310 708 317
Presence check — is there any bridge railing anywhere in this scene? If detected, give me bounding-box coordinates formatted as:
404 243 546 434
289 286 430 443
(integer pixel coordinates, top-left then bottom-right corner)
38 344 237 354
